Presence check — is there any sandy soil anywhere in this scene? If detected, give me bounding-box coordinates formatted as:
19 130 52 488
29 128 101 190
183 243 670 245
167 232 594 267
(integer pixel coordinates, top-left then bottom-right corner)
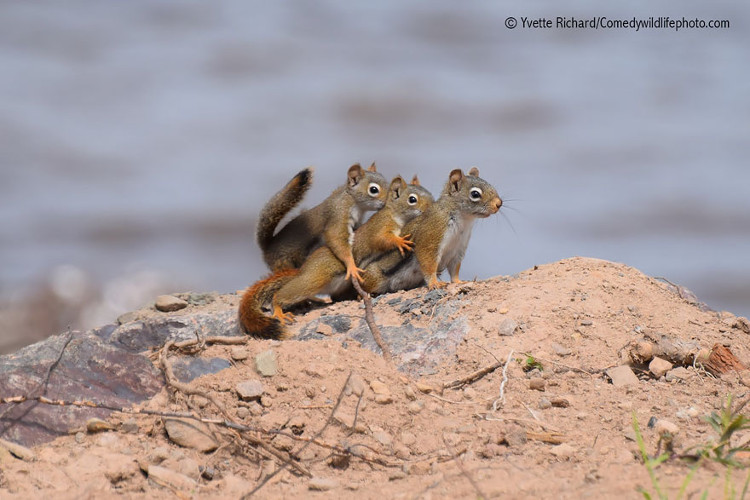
1 257 749 499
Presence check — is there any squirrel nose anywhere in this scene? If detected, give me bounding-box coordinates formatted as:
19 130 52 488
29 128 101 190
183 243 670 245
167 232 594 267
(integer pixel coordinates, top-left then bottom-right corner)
493 197 502 211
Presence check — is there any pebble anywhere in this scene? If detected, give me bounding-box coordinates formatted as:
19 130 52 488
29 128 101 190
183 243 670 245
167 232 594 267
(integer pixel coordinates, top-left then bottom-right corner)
370 380 390 395
649 357 673 379
388 470 407 481
538 398 552 409
550 443 576 458
375 394 393 404
739 371 750 388
415 382 434 394
551 397 571 408
316 322 334 336
551 342 571 357
606 365 640 387
407 401 424 414
86 418 114 433
404 385 417 400
308 477 339 491
498 318 518 336
580 320 593 326
504 427 527 448
154 295 188 312
372 429 393 447
164 418 219 452
148 465 197 491
0 438 37 461
665 367 691 382
236 407 249 419
529 378 546 391
255 350 277 377
655 419 680 437
230 347 249 361
237 380 265 400
121 418 139 434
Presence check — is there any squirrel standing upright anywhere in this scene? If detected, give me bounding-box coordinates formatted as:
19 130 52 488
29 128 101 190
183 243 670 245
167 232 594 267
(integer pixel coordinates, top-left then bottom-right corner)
239 176 434 338
256 163 388 281
362 167 502 294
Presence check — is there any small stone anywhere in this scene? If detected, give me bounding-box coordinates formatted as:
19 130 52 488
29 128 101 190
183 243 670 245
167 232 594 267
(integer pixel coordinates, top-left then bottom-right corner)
580 320 593 326
164 418 219 452
155 295 188 312
308 477 339 491
480 443 504 458
504 427 527 448
666 367 691 382
498 318 518 336
401 431 417 446
86 418 115 433
463 387 477 400
649 357 673 379
388 470 407 481
75 432 85 444
370 380 390 395
415 382 434 394
739 371 750 388
550 443 576 458
255 350 277 377
375 394 393 404
236 407 249 419
404 386 416 400
606 366 640 387
529 378 546 391
121 418 139 434
498 307 509 314
316 323 334 336
631 341 654 364
237 380 264 400
148 465 197 491
230 347 249 361
551 343 571 357
733 317 750 334
538 398 552 409
372 429 393 447
551 397 571 408
347 373 367 396
655 419 680 437
393 443 411 459
0 438 36 461
201 466 215 480
407 401 424 414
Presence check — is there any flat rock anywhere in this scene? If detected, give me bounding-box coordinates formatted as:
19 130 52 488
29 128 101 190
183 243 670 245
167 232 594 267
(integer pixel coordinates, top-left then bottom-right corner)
155 295 188 312
550 443 576 458
255 350 277 377
171 357 231 383
0 332 163 447
163 417 219 452
0 437 36 461
237 380 265 400
148 464 198 491
649 357 673 379
529 378 546 391
498 318 519 336
309 477 339 491
666 366 692 382
606 365 639 387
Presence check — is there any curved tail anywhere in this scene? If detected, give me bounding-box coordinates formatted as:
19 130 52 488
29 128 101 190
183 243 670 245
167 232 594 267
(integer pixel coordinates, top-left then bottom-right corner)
238 269 298 339
256 168 313 253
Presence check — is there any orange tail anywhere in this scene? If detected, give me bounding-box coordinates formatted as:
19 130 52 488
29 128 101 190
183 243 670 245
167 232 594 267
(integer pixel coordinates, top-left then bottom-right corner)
238 269 299 339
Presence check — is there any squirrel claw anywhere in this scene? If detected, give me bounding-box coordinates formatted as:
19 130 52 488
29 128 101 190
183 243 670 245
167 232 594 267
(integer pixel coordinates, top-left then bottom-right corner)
395 236 415 255
427 277 447 290
272 306 295 325
346 265 366 283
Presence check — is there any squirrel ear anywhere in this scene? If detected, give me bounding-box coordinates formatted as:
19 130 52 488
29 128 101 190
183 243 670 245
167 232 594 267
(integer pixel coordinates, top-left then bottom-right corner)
448 169 463 193
411 175 420 186
348 163 364 186
468 167 480 177
368 162 377 172
389 176 406 199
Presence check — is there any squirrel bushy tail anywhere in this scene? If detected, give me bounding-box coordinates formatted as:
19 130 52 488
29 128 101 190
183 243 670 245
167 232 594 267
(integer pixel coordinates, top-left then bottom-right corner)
238 269 299 339
256 168 313 253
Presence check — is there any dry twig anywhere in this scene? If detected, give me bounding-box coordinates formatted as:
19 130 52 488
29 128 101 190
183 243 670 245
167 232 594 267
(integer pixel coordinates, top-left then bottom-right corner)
351 278 393 364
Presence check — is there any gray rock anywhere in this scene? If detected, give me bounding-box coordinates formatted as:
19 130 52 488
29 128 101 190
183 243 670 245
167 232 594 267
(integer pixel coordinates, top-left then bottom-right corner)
237 380 264 400
148 464 198 490
498 318 519 336
551 342 572 357
231 347 249 361
255 350 277 377
666 366 691 382
539 398 552 409
606 365 640 387
308 477 339 491
171 357 231 383
0 331 163 447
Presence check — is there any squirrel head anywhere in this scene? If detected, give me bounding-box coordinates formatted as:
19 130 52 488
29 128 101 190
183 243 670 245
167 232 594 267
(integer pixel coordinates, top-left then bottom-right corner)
347 163 388 211
442 167 502 218
386 175 435 222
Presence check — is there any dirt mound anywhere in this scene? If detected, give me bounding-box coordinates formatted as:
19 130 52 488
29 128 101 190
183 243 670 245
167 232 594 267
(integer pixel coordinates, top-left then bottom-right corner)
1 257 749 499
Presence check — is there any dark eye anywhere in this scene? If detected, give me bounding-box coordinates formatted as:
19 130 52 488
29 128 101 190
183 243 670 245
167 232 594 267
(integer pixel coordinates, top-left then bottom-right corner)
368 183 380 196
408 194 418 205
470 187 482 201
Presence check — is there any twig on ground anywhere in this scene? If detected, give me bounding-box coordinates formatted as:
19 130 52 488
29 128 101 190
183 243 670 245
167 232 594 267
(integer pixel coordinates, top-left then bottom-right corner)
351 278 393 364
442 434 488 500
443 360 505 390
491 350 514 412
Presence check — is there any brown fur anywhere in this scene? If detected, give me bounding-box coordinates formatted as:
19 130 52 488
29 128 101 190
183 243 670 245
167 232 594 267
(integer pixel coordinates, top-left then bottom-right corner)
238 269 299 339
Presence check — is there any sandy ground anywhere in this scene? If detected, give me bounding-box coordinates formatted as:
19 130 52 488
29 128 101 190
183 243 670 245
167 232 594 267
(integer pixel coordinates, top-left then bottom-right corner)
1 257 750 499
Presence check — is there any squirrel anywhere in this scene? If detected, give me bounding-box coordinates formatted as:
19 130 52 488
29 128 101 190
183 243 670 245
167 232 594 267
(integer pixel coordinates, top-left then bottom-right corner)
256 163 388 282
361 167 502 294
239 176 434 338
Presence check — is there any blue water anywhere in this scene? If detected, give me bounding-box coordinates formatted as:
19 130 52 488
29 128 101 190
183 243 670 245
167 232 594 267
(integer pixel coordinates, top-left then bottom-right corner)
1 1 748 318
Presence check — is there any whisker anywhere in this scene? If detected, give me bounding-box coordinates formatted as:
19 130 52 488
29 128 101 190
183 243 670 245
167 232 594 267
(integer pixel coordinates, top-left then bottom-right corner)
499 210 518 236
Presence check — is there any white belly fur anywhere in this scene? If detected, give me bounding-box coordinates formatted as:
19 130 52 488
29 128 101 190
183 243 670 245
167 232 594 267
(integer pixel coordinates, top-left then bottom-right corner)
437 214 475 274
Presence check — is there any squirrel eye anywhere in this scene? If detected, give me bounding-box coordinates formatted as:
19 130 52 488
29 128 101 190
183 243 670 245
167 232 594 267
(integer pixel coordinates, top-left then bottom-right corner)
368 183 381 196
469 187 482 201
408 194 418 205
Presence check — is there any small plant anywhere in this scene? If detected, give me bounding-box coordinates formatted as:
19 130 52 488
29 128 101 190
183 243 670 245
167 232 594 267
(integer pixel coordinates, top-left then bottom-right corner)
519 354 543 372
697 395 750 466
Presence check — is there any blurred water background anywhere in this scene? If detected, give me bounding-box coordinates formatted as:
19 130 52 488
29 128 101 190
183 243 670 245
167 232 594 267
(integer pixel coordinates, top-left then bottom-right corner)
1 1 748 352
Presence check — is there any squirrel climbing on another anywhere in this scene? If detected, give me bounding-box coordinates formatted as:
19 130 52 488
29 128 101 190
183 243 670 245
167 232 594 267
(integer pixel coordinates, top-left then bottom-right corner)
256 163 388 281
361 167 502 294
239 176 434 338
